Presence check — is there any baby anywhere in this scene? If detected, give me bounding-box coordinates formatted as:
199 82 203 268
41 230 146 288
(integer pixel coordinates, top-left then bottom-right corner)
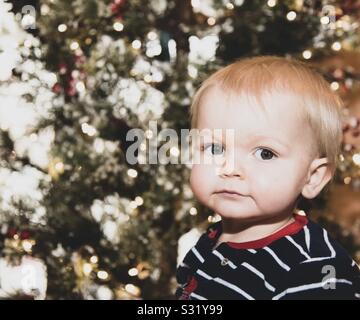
176 56 360 300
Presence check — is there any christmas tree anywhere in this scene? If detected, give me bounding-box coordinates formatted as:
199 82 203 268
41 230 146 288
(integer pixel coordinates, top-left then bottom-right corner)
0 0 359 299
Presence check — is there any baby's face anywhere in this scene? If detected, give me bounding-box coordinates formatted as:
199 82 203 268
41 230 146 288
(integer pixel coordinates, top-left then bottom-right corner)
190 87 318 221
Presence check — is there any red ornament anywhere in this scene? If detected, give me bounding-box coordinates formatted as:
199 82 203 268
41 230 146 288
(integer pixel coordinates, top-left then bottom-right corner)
66 78 77 97
52 83 62 94
110 3 117 13
110 0 126 14
74 54 86 66
59 63 67 75
7 228 17 238
20 230 31 240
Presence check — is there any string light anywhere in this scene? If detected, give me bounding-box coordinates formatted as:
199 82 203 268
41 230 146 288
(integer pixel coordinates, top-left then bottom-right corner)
170 146 180 157
168 39 177 60
129 201 138 210
188 65 198 79
131 40 141 50
97 286 113 300
70 41 79 50
22 240 35 253
226 3 234 10
146 40 162 57
97 270 109 280
352 153 360 166
81 123 97 136
344 177 352 184
127 168 138 178
94 139 105 153
113 21 124 32
152 71 163 82
135 196 144 206
83 263 93 276
189 207 198 216
128 268 138 276
90 255 98 264
24 39 33 48
125 284 141 296
58 24 67 32
147 31 157 40
267 0 277 7
72 70 80 78
48 158 65 179
330 81 339 91
286 11 297 21
302 50 312 59
41 4 50 15
76 81 85 92
320 16 330 25
54 161 64 172
191 0 200 8
207 17 216 26
144 74 152 83
331 41 342 51
296 210 306 216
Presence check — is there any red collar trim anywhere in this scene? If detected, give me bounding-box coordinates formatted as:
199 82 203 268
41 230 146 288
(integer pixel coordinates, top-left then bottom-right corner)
226 213 308 249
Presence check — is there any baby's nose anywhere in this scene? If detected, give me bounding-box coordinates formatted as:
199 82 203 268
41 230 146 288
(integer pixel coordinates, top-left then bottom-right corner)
216 153 245 179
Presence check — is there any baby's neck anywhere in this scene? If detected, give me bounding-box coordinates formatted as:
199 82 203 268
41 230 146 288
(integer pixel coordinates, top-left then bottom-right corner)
214 214 295 248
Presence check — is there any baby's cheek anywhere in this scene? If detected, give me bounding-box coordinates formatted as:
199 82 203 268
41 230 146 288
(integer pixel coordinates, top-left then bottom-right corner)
252 171 288 199
190 165 214 204
252 169 297 207
252 170 276 190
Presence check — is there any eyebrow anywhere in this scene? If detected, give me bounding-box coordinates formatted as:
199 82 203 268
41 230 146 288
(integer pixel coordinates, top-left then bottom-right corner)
196 131 290 150
248 135 290 150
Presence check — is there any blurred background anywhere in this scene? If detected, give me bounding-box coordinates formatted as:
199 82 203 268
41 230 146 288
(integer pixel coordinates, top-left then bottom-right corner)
0 0 359 299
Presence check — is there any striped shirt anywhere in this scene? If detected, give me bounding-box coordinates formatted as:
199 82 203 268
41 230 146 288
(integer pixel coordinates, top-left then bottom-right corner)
176 213 360 300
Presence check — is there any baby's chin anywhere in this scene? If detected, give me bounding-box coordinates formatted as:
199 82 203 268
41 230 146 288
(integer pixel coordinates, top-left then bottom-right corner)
209 201 260 221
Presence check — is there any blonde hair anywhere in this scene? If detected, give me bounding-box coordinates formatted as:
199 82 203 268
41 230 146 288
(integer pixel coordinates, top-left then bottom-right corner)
190 55 343 176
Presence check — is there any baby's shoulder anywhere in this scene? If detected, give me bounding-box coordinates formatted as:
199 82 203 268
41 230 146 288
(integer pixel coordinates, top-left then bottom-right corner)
301 220 355 264
273 220 360 299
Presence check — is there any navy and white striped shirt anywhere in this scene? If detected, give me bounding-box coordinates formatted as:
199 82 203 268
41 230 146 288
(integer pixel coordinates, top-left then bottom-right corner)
176 213 360 300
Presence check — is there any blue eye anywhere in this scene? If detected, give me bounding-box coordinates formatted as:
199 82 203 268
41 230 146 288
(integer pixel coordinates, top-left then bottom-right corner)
254 148 277 160
203 143 225 156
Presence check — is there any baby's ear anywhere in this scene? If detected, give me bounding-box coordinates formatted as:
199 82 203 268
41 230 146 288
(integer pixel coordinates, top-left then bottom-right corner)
301 157 333 199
